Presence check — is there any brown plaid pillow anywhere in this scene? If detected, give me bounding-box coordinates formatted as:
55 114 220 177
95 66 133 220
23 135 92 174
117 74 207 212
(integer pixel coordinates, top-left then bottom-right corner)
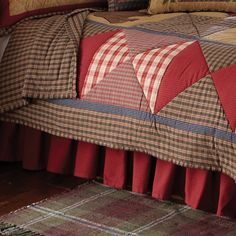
108 0 149 11
148 0 236 14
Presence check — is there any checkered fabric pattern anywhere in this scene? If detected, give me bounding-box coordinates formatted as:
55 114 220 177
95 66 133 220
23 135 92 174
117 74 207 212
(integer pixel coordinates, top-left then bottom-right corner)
139 14 200 37
2 11 236 186
82 30 193 112
82 31 130 97
132 41 194 112
158 76 229 131
0 9 89 113
189 14 236 37
200 42 236 72
1 182 236 236
82 21 116 38
83 61 151 112
124 29 188 57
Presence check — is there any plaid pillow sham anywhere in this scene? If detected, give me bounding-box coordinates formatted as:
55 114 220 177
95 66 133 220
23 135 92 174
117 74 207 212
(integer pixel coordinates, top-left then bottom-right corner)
108 0 149 11
0 0 107 27
148 0 236 14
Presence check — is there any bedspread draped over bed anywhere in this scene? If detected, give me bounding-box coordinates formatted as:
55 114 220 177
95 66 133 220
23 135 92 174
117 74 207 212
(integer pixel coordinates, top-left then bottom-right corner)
1 10 236 217
0 9 90 113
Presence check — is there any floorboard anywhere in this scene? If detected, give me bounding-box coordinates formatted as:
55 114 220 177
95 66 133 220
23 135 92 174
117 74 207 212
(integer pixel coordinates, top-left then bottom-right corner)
0 162 85 217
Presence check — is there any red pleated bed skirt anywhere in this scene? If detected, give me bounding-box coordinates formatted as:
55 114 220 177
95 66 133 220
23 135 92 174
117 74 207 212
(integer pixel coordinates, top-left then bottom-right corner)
1 121 236 218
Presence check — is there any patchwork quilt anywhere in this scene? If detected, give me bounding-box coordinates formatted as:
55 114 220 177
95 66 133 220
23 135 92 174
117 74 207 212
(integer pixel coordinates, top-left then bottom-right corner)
1 11 236 182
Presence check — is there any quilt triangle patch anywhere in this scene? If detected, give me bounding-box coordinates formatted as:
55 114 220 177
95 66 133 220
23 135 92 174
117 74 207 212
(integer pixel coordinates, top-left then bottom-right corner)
123 29 188 58
81 31 130 97
200 41 236 72
83 60 150 112
212 64 236 132
82 21 117 39
154 41 209 113
158 76 231 132
204 28 236 46
138 14 199 37
189 14 235 37
132 41 195 113
78 30 120 96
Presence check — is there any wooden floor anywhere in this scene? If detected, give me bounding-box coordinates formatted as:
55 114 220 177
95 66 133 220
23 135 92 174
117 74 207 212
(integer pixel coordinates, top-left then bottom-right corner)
0 162 85 217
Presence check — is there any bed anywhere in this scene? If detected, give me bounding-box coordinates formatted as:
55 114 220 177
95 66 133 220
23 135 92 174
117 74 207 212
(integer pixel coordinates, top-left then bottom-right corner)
1 0 236 218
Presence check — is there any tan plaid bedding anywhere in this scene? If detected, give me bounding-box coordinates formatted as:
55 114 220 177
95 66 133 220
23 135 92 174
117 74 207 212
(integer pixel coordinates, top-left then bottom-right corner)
0 9 89 113
1 11 236 182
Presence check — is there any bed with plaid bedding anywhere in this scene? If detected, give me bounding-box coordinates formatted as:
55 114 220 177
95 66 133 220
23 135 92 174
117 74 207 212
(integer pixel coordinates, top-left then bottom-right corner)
1 10 236 182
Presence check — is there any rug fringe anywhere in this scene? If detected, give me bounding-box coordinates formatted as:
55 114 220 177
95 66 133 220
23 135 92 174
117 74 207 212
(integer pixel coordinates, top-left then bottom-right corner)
0 182 93 236
0 221 41 236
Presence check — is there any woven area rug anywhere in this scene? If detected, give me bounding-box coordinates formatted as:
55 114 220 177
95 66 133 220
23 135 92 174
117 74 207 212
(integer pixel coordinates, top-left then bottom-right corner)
1 182 236 236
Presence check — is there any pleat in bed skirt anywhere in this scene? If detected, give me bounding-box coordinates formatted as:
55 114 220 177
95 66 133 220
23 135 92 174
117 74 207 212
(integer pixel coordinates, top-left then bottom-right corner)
1 121 236 218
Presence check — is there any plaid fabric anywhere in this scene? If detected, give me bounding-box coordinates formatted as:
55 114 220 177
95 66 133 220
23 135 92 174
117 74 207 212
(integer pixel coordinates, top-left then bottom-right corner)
2 97 236 180
132 41 194 112
158 76 230 132
123 29 188 58
23 10 89 98
0 9 89 113
138 14 200 37
200 41 236 72
83 61 150 111
1 182 236 236
108 0 148 11
83 29 193 112
2 11 236 184
138 13 236 38
148 0 236 14
139 13 236 40
0 20 35 113
82 21 116 38
189 14 236 37
82 31 130 97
